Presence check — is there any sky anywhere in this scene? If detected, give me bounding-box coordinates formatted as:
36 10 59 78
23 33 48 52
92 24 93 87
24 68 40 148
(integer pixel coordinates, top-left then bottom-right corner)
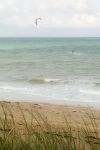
0 0 100 37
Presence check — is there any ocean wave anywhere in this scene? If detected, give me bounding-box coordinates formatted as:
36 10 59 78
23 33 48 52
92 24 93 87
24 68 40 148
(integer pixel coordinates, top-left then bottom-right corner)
29 78 60 84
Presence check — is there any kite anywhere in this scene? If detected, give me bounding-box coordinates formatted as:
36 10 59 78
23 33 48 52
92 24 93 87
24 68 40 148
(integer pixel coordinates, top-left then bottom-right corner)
35 18 42 26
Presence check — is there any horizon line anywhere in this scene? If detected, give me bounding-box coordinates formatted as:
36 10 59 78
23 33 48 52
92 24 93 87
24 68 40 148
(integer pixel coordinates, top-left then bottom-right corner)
0 36 100 38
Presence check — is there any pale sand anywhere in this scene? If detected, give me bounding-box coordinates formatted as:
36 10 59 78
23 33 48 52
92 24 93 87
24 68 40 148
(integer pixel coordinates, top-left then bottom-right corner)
0 101 100 133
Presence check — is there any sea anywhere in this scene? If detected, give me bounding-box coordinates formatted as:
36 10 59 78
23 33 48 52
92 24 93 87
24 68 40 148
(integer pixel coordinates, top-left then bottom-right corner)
0 37 100 107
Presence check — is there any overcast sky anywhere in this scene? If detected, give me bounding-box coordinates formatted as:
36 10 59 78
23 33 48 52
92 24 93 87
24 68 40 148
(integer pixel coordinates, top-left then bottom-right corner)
0 0 100 37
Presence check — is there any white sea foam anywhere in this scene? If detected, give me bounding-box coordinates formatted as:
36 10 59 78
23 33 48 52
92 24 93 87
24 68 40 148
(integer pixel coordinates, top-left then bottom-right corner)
0 80 99 103
80 89 100 95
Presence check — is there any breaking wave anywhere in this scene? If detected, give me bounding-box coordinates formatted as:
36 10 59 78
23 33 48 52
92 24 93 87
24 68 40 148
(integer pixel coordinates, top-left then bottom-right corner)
29 78 60 84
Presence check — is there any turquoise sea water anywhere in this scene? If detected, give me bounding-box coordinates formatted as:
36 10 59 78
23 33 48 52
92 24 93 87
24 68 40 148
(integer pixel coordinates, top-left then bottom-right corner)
0 38 100 106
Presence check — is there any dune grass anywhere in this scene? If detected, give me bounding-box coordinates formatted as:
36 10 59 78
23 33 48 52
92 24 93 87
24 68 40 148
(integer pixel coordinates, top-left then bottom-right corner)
0 102 99 150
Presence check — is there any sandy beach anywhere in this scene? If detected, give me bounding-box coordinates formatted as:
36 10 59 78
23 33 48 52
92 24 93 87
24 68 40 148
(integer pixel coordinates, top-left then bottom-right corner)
0 101 100 149
0 101 100 134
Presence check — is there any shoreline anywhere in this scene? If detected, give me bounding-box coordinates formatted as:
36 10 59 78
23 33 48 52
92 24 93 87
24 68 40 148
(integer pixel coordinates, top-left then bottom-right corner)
0 98 100 109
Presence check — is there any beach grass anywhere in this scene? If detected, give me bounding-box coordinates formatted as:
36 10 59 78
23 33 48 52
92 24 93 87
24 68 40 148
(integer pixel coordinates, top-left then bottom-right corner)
0 102 99 150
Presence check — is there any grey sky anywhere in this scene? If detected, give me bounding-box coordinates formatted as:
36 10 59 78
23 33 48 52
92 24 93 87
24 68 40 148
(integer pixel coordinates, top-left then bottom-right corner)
0 0 100 37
